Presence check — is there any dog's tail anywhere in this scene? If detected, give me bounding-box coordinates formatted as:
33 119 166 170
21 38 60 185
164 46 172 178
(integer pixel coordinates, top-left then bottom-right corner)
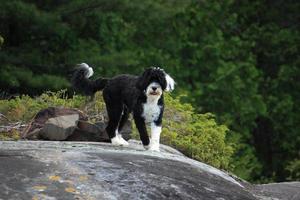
71 63 109 96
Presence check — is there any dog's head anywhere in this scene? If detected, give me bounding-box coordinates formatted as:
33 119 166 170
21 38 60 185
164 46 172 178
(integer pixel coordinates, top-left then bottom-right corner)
136 67 175 98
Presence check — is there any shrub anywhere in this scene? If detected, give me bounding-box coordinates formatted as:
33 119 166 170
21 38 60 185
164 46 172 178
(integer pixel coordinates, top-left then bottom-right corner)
0 90 86 122
286 159 300 181
163 94 233 169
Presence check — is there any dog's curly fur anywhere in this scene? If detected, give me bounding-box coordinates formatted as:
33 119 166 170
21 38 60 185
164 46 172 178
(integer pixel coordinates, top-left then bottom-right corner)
71 63 175 151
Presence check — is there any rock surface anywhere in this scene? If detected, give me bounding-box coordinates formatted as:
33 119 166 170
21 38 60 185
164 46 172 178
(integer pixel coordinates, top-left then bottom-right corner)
0 140 299 200
253 182 300 200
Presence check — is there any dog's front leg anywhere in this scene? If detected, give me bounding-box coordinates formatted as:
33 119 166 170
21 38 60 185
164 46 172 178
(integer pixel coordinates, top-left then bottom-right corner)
149 123 161 151
133 115 150 149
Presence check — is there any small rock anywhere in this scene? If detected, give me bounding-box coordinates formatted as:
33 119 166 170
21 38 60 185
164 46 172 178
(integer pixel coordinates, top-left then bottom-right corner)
67 121 108 142
22 107 88 139
41 114 79 140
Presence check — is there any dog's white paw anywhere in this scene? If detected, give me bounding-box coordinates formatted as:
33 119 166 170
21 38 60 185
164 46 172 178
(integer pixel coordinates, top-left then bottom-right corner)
111 135 129 146
148 144 160 152
144 145 150 150
117 134 129 146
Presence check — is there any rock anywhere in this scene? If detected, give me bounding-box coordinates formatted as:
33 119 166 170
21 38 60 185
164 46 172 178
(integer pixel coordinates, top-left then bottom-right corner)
0 140 250 200
22 107 132 142
1 140 298 200
66 120 131 142
253 182 300 200
78 120 102 133
22 107 88 139
41 114 79 140
67 121 109 142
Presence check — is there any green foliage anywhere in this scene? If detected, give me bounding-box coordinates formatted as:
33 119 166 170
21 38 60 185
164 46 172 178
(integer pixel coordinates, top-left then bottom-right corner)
163 95 233 169
229 0 300 182
0 129 20 141
0 65 70 93
228 133 263 181
0 1 75 93
286 159 300 181
0 35 3 47
0 90 85 122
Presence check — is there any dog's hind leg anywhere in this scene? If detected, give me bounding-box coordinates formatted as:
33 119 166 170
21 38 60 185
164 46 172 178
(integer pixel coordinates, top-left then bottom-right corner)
118 106 129 133
115 106 130 143
105 103 129 146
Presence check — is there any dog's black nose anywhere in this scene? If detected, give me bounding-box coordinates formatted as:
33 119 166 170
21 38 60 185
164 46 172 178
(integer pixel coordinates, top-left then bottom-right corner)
152 87 157 91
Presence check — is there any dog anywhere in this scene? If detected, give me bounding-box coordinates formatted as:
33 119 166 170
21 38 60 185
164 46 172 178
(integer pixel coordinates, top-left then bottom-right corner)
71 63 175 151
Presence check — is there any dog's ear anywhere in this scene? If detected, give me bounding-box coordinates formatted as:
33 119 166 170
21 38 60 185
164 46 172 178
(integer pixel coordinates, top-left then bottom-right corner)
136 68 152 91
164 73 175 92
153 67 175 92
156 71 167 91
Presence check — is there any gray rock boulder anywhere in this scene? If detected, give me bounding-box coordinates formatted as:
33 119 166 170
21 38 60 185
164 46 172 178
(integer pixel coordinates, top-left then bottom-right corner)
22 107 88 139
66 120 131 142
0 140 298 200
253 182 300 200
67 120 107 142
41 114 79 140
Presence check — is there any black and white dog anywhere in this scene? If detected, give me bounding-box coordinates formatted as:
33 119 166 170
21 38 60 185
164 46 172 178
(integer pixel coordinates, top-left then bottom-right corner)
72 63 175 151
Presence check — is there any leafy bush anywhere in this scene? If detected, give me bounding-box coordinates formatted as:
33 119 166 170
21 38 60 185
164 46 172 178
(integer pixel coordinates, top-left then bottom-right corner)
163 94 233 169
0 90 85 122
286 159 300 181
0 35 3 46
0 91 233 170
0 129 20 141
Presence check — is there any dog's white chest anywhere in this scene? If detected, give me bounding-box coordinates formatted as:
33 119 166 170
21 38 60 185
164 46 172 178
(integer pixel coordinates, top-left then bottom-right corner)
142 101 161 123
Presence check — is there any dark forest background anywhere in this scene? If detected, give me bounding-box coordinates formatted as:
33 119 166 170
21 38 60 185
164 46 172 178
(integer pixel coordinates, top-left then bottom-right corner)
0 0 299 183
